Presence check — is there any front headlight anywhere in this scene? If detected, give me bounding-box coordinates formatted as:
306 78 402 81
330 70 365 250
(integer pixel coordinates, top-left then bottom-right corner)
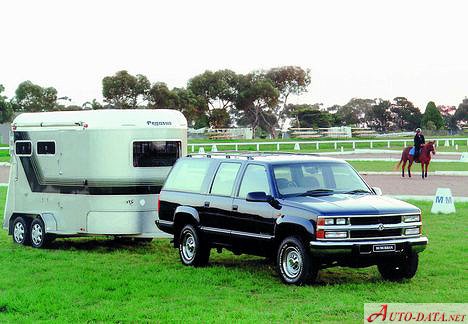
403 215 420 222
336 218 347 225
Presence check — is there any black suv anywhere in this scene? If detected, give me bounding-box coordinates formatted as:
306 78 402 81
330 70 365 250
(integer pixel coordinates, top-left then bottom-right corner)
156 154 427 285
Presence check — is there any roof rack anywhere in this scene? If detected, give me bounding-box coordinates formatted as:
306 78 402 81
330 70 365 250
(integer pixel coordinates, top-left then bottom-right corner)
186 151 320 160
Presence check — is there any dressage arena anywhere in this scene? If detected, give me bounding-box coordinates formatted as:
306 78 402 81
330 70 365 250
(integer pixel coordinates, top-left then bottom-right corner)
1 149 466 197
321 150 468 197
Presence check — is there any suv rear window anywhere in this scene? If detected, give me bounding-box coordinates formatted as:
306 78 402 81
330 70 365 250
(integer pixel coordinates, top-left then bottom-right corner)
164 159 211 193
210 162 241 196
133 141 180 167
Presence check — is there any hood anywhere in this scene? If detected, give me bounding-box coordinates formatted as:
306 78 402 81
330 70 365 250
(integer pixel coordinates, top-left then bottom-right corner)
281 194 420 216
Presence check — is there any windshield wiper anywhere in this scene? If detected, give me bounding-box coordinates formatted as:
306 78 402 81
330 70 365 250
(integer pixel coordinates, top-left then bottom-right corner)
299 189 335 197
342 189 371 195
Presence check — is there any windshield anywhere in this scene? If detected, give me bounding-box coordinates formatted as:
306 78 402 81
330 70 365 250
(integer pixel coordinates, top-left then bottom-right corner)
273 162 370 196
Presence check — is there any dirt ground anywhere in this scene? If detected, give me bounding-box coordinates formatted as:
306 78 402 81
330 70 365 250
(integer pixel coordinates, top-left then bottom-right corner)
361 174 468 196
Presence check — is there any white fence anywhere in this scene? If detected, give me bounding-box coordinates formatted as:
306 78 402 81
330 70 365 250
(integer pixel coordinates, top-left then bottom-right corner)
189 138 468 153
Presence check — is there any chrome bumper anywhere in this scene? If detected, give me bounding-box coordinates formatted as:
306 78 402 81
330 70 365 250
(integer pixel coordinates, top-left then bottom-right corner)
309 236 428 256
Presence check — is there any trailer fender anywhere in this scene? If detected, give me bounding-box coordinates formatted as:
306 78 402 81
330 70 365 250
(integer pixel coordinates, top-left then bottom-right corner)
41 213 57 232
174 206 200 225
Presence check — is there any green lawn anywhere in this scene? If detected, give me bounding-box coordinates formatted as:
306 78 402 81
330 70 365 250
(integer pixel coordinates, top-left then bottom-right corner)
0 150 9 163
189 142 468 153
0 188 466 322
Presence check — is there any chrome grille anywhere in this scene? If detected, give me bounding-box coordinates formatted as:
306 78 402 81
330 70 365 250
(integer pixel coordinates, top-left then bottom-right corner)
350 228 402 239
350 215 401 225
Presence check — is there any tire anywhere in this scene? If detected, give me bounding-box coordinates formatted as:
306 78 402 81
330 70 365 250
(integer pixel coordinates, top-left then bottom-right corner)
12 216 30 245
30 218 50 249
178 224 210 267
277 236 318 285
378 252 419 281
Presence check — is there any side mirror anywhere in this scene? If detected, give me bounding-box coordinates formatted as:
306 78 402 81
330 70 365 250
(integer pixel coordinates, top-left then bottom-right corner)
246 191 270 202
372 187 383 196
246 191 281 209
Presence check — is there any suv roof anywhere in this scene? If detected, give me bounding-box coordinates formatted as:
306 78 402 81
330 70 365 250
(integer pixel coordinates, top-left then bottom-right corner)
186 152 345 164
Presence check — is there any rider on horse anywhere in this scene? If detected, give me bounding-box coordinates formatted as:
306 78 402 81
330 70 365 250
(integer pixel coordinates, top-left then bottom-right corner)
413 128 425 161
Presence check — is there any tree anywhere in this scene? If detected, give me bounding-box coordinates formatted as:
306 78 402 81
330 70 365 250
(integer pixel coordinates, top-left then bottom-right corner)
438 105 458 130
188 70 238 111
171 88 209 128
453 98 468 129
235 73 280 137
13 81 57 112
265 66 311 126
0 84 14 122
336 98 374 126
389 97 422 131
102 70 150 109
285 104 334 128
147 82 178 109
209 108 230 128
82 99 103 110
422 101 444 130
365 99 392 132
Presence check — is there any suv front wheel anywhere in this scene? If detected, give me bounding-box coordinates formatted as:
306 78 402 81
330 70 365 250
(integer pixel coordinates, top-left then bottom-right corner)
277 236 318 285
178 224 210 267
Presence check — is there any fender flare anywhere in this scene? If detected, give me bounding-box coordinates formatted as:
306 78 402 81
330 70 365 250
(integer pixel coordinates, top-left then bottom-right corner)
41 213 57 232
174 206 200 225
275 215 315 237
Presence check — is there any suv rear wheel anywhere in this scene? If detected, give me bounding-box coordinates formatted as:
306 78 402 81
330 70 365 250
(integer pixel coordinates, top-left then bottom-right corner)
178 224 210 267
378 252 419 281
277 236 318 285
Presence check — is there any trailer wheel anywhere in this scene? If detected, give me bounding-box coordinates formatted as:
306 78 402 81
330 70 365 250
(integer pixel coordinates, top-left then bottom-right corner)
12 216 30 245
30 218 50 249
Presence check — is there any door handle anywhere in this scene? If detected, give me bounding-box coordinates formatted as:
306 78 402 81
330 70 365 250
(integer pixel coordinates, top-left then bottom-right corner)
204 201 210 208
232 205 238 211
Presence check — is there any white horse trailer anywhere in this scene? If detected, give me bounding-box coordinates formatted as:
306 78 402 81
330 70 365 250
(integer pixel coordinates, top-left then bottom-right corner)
3 109 187 247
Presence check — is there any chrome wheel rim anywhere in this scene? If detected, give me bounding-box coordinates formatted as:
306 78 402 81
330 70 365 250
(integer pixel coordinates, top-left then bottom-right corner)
182 232 196 261
14 222 25 243
282 246 303 279
31 223 43 246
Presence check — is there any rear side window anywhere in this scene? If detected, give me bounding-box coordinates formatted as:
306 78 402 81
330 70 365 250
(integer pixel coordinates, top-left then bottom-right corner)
164 159 212 193
210 163 241 196
37 141 56 155
133 141 181 167
15 141 32 156
238 164 271 198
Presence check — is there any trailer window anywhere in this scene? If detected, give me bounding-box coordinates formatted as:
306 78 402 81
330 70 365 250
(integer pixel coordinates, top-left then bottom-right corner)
133 141 181 167
15 141 32 156
37 141 56 155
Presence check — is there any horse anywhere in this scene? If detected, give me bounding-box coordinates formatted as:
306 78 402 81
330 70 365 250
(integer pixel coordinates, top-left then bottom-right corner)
396 141 436 179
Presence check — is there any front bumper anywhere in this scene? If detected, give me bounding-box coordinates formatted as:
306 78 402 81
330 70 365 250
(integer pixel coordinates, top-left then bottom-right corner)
309 236 428 256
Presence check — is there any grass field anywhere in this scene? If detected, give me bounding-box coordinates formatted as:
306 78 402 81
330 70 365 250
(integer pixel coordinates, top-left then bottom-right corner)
0 187 466 322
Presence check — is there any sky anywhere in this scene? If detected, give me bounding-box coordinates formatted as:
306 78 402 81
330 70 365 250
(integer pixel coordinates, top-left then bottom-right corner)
1 0 467 111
